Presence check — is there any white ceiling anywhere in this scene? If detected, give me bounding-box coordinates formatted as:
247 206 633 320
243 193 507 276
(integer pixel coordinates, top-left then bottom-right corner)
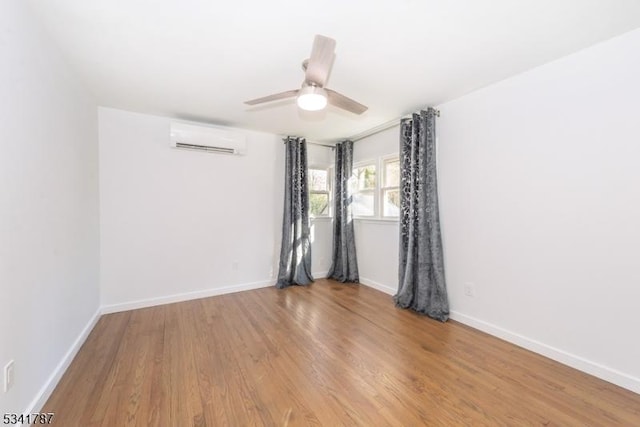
26 0 640 142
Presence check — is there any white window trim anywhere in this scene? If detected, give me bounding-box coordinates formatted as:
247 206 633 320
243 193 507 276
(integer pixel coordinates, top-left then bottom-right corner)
351 160 378 218
350 154 400 221
380 154 400 219
308 165 332 218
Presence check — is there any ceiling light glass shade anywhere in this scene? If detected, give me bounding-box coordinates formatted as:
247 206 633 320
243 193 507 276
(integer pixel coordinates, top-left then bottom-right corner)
297 86 328 111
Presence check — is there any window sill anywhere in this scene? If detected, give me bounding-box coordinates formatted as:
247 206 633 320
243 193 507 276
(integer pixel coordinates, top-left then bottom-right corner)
353 217 399 225
309 217 399 224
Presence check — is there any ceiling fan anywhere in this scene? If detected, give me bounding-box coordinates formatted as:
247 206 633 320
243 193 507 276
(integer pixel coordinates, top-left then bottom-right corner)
244 35 368 115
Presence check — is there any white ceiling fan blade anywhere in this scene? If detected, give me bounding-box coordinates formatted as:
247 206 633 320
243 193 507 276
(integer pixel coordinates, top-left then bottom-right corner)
244 90 299 105
326 89 368 115
305 35 336 86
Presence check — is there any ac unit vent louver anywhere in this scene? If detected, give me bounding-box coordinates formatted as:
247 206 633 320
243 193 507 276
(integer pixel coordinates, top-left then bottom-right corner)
170 122 246 155
174 142 236 154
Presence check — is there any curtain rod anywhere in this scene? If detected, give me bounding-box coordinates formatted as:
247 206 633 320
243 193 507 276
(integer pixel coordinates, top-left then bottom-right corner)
350 108 440 142
307 141 335 148
282 107 441 145
282 137 335 148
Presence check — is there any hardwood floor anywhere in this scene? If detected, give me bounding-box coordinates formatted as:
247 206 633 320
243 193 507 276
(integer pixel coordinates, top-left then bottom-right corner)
43 279 640 426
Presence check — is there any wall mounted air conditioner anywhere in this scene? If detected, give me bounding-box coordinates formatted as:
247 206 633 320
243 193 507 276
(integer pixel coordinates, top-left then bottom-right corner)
170 122 247 155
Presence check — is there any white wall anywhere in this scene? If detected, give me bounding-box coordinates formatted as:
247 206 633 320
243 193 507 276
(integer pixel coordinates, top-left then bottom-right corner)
352 127 400 294
99 108 288 309
354 219 399 293
438 28 640 392
309 216 332 277
3 1 637 414
356 28 640 392
0 0 100 415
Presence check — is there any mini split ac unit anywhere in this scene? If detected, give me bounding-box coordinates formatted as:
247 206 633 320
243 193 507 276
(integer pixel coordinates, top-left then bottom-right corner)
169 122 247 155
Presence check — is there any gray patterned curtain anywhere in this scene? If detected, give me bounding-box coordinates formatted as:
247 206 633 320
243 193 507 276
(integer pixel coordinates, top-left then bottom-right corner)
276 137 314 288
394 108 449 321
327 140 359 282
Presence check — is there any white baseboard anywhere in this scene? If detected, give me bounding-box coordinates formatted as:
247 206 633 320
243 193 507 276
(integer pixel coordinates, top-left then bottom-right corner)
22 277 640 421
22 279 276 417
449 311 640 395
359 277 396 296
101 279 274 314
24 307 102 416
356 277 640 394
313 271 328 279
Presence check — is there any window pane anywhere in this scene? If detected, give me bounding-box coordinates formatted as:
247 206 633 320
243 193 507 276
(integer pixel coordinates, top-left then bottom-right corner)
309 193 329 216
384 159 400 187
309 169 328 192
353 190 374 216
355 165 376 190
383 189 400 217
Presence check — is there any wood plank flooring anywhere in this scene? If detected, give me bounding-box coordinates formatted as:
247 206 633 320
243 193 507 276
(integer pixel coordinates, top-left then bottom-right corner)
42 279 640 426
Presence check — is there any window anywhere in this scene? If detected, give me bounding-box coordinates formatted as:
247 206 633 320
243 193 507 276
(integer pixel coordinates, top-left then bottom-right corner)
308 168 330 216
382 157 400 217
350 156 400 219
351 164 376 216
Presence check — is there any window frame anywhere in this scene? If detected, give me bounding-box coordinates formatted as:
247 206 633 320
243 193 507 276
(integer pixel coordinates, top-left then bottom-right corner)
348 154 400 221
380 155 400 218
308 166 332 218
351 161 378 218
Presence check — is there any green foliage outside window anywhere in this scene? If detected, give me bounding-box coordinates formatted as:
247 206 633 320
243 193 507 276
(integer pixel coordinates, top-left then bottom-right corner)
310 193 329 215
309 168 330 216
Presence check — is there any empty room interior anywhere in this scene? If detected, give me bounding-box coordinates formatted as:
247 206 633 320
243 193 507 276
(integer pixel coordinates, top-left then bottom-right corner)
2 0 640 425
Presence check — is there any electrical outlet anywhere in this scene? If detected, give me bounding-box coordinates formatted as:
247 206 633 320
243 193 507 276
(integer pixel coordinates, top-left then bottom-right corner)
464 282 476 297
3 360 14 392
232 261 239 271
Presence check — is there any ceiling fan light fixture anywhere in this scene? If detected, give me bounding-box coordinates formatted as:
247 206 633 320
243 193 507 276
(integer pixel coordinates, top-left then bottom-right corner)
245 35 366 114
297 85 328 111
